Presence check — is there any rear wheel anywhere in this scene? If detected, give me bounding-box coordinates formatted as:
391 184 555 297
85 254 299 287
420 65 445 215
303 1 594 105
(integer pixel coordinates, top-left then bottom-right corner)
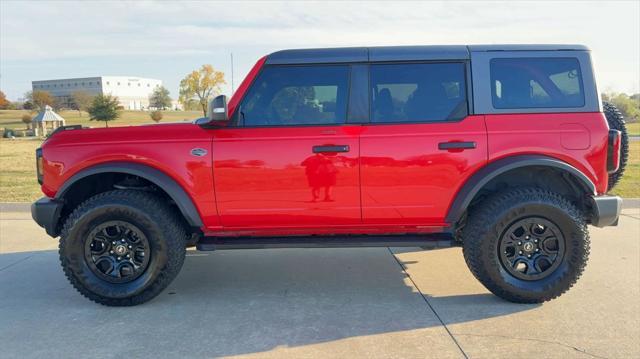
59 190 187 306
603 101 629 191
462 188 589 303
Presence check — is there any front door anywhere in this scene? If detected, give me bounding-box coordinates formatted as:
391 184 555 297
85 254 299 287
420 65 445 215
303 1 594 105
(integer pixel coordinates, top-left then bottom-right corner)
212 64 361 232
360 62 487 227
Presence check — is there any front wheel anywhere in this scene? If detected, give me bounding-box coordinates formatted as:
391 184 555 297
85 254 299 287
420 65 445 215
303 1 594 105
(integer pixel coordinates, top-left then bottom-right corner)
462 188 589 303
59 190 187 306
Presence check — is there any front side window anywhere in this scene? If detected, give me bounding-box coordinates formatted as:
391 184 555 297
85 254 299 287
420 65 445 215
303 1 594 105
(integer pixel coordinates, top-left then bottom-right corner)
238 65 349 126
370 62 468 123
491 57 584 109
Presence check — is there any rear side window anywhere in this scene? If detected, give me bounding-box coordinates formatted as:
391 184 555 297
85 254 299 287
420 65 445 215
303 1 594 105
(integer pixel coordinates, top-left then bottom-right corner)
370 63 468 123
490 58 585 109
237 65 349 126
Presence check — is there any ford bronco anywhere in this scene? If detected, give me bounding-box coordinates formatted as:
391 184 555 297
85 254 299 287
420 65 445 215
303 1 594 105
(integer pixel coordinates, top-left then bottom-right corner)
32 45 627 306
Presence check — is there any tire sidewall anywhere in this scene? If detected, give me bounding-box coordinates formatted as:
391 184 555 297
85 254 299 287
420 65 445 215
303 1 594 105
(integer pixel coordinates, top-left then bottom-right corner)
61 203 170 299
479 202 586 297
604 101 629 191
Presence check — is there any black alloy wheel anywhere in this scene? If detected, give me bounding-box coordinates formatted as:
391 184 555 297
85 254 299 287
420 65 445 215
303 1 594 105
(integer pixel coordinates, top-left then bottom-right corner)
498 217 565 281
84 221 151 283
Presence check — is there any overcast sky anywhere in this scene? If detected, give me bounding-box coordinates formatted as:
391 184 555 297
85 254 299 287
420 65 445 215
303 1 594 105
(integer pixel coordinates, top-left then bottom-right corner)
1 0 639 101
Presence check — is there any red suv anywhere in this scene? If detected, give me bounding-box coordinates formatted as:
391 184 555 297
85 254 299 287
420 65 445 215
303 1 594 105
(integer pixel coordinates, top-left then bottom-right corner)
32 45 625 306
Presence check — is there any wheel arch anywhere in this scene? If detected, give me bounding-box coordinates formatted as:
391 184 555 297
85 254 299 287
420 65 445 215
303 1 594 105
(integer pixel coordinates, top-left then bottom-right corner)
56 162 204 229
446 155 596 224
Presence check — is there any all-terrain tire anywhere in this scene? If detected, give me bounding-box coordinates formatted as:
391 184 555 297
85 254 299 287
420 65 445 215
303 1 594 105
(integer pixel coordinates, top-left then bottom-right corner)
603 101 629 191
462 188 589 303
59 190 187 306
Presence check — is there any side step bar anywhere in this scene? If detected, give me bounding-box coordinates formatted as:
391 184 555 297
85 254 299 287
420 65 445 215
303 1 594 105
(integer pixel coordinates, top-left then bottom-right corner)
196 234 456 251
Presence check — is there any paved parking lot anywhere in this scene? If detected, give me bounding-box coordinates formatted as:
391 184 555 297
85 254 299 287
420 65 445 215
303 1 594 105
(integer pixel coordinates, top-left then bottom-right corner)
0 206 638 358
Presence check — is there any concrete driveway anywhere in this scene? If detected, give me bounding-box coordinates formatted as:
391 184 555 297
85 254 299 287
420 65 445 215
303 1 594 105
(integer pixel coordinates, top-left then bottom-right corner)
0 206 638 358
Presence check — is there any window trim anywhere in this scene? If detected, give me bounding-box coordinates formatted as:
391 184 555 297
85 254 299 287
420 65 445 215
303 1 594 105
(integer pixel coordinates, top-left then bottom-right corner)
470 50 599 114
366 60 471 125
347 64 369 124
233 63 355 129
489 57 586 110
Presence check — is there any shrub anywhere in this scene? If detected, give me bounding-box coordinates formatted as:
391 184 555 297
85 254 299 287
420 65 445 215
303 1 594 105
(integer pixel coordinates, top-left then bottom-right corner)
149 110 163 123
21 114 32 128
602 92 640 122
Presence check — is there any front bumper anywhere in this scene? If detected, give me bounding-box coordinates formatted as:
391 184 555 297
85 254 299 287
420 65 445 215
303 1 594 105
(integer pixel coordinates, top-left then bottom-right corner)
591 195 622 227
31 197 64 237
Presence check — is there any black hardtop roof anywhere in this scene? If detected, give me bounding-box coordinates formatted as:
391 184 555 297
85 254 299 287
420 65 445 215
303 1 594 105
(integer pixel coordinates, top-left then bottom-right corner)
265 44 589 65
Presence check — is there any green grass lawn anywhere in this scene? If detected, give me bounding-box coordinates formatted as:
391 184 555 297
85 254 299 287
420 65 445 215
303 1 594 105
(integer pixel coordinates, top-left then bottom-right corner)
626 122 639 136
0 109 203 131
610 141 640 198
1 138 638 203
0 138 43 201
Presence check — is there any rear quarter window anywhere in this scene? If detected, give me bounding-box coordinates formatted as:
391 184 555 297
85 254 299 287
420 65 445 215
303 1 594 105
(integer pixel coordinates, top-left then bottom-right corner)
490 57 585 109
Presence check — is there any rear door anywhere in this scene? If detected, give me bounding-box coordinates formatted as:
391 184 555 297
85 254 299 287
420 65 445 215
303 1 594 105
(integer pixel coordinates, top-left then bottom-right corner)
360 62 487 226
212 64 362 231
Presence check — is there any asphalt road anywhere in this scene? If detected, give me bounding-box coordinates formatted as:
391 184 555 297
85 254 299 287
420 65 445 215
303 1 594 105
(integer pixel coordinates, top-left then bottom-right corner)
0 207 638 358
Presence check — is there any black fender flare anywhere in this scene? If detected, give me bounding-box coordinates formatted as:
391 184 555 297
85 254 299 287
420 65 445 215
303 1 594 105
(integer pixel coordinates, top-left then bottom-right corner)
445 155 596 223
56 162 204 228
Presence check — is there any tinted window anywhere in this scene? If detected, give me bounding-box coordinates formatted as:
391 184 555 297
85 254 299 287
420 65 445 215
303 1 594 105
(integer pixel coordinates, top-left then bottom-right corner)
490 58 584 109
238 65 349 126
370 63 467 123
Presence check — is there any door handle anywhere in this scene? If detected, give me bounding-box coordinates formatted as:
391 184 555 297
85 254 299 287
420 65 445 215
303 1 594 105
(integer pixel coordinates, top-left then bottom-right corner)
438 141 476 150
312 145 350 153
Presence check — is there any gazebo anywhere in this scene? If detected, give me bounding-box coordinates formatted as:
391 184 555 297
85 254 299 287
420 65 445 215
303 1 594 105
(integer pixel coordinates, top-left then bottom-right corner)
32 105 65 136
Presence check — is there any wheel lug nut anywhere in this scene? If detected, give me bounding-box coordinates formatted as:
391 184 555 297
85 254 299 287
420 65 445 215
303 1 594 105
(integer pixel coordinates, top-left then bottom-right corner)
121 239 126 243
518 251 523 255
535 249 540 252
117 257 121 260
109 250 114 254
128 245 132 249
527 255 532 258
127 254 130 258
534 239 538 243
112 241 116 245
526 236 530 239
518 241 522 245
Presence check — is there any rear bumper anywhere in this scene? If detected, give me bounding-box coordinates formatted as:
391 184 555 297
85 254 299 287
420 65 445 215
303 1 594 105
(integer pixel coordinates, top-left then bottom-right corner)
31 197 64 237
591 195 622 227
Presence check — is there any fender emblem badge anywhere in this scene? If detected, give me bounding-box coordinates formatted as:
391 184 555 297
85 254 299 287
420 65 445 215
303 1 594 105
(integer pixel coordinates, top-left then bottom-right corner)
190 148 207 157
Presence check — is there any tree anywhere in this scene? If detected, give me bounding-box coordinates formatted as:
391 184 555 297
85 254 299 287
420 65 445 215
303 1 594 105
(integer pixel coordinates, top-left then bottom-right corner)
71 91 94 116
88 94 120 128
25 90 55 110
0 90 9 109
179 64 225 116
149 110 163 123
602 92 640 122
149 86 172 110
22 101 35 110
180 98 202 111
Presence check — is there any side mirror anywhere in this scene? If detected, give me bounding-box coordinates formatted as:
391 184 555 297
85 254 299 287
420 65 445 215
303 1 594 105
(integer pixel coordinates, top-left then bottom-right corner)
208 95 228 124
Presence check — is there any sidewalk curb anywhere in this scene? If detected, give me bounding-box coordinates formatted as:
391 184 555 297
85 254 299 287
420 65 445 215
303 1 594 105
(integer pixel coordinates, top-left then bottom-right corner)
1 203 31 213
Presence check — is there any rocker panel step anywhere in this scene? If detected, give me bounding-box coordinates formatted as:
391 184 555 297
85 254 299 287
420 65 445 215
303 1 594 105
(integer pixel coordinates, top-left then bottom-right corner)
196 234 455 251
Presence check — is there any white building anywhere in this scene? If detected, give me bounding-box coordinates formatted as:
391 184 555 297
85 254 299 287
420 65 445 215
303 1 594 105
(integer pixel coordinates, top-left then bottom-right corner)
32 76 163 110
